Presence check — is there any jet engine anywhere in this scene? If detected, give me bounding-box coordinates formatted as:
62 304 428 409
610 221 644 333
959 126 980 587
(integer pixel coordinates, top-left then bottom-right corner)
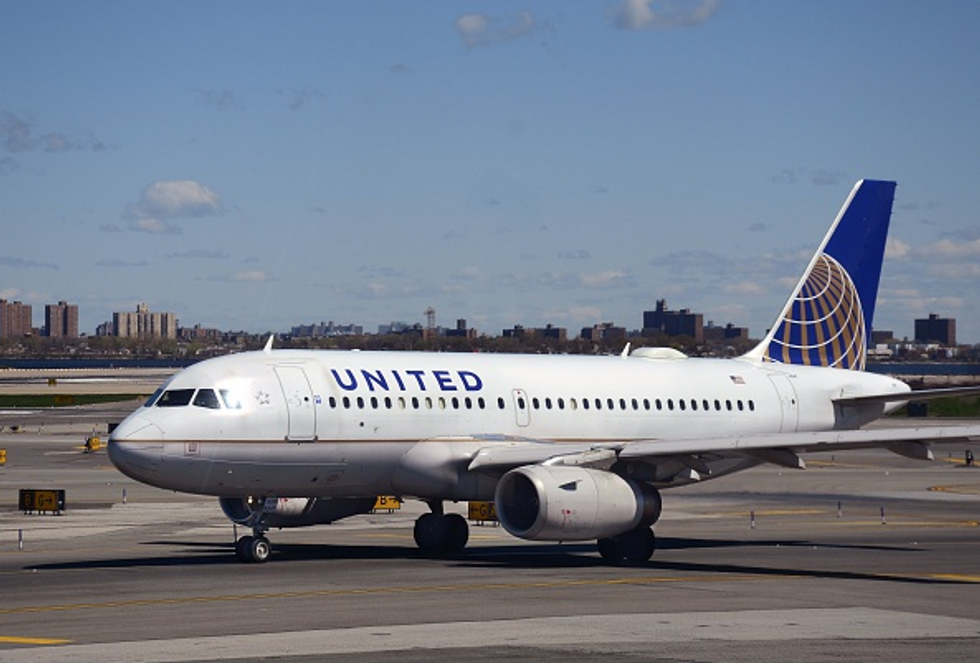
494 465 661 541
219 496 376 528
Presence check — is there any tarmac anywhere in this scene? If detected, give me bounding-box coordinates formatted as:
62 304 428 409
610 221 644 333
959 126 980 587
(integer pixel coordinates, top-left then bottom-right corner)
1 371 980 662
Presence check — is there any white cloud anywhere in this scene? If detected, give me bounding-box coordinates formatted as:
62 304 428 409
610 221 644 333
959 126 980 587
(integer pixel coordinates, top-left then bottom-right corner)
232 271 268 282
128 217 182 235
917 238 980 259
124 180 222 234
885 237 911 260
723 280 766 296
0 110 106 154
611 0 723 31
455 11 539 48
579 270 634 289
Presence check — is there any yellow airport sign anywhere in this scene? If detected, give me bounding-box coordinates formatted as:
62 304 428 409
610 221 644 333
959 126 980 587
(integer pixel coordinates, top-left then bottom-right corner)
373 495 401 512
468 501 497 522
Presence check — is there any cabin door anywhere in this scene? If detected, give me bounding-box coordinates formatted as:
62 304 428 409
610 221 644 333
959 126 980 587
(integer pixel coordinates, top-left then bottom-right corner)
274 365 317 441
767 374 799 433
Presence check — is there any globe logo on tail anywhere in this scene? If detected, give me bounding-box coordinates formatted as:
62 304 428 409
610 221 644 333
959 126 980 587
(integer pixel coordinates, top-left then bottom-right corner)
764 254 866 370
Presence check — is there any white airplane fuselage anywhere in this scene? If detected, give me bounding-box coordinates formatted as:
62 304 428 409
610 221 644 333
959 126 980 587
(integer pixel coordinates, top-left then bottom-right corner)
109 348 909 500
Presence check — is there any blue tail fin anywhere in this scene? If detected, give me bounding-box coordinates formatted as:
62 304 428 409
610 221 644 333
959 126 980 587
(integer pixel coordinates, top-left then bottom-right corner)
745 179 896 370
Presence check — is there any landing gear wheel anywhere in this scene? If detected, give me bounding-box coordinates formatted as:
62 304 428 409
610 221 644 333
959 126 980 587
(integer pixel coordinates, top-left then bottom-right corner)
413 512 470 554
235 535 272 563
597 527 655 566
413 513 444 552
443 513 469 552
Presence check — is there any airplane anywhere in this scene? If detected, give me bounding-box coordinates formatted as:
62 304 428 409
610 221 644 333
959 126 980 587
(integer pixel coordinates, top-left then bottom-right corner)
108 179 980 564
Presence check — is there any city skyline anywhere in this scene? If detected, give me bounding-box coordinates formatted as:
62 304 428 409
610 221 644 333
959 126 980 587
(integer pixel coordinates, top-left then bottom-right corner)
3 3 979 342
0 296 968 348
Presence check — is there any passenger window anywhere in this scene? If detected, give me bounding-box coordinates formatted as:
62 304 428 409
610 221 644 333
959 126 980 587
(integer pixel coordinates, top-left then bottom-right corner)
667 399 674 411
478 397 486 409
656 399 663 411
679 399 686 411
545 398 552 410
691 400 698 411
498 397 506 409
532 398 540 410
749 400 755 411
412 397 419 409
370 396 378 409
737 400 744 411
156 389 195 407
328 396 337 409
714 399 721 411
193 389 221 410
619 398 626 410
557 398 565 410
582 398 589 410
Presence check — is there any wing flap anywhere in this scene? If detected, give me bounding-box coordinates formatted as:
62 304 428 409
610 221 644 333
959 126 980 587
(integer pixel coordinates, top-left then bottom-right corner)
618 424 980 460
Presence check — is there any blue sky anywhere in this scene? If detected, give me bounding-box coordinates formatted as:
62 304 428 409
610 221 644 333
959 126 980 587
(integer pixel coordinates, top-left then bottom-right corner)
3 1 979 343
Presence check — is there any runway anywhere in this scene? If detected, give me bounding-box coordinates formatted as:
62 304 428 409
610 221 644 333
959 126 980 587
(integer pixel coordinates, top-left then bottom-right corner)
2 408 980 662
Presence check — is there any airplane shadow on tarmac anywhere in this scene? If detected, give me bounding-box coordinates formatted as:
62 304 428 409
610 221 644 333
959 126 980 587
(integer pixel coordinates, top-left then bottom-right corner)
29 535 969 585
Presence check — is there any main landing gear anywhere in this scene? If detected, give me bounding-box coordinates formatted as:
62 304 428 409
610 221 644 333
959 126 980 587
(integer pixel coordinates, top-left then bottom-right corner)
413 501 469 554
235 527 272 563
596 526 656 565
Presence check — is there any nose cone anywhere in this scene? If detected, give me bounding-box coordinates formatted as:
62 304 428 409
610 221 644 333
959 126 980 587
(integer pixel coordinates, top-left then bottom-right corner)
108 413 165 482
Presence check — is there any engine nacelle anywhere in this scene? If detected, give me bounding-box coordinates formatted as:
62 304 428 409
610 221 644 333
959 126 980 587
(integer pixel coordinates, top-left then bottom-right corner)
219 496 376 528
494 465 661 541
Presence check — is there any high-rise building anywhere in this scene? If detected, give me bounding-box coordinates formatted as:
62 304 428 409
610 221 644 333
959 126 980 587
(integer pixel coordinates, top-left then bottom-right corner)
44 301 79 338
914 313 956 346
643 299 704 342
113 303 178 339
0 299 33 338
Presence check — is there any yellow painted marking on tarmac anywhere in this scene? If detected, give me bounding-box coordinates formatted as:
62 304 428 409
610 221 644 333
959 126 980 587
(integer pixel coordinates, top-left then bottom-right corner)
929 574 980 583
929 483 980 495
807 460 873 469
0 636 72 645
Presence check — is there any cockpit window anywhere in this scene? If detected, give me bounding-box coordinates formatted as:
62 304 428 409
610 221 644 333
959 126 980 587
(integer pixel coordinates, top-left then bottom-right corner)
220 389 243 409
156 389 195 407
193 389 221 410
143 388 164 407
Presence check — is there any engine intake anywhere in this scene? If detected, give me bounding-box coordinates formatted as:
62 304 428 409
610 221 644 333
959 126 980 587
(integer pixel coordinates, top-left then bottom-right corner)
494 465 661 541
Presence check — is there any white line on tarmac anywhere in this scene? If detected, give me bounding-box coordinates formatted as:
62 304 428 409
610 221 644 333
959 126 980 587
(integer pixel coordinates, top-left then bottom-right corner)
4 608 980 662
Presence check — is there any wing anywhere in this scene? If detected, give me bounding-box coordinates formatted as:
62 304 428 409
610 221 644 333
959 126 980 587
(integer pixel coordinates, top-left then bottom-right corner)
466 424 980 477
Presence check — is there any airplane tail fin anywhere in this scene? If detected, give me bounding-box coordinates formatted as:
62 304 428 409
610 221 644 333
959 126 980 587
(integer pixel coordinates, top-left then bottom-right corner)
743 179 896 371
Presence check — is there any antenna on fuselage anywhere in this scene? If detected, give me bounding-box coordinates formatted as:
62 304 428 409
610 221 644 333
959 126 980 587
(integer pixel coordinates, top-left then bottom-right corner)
263 335 274 353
